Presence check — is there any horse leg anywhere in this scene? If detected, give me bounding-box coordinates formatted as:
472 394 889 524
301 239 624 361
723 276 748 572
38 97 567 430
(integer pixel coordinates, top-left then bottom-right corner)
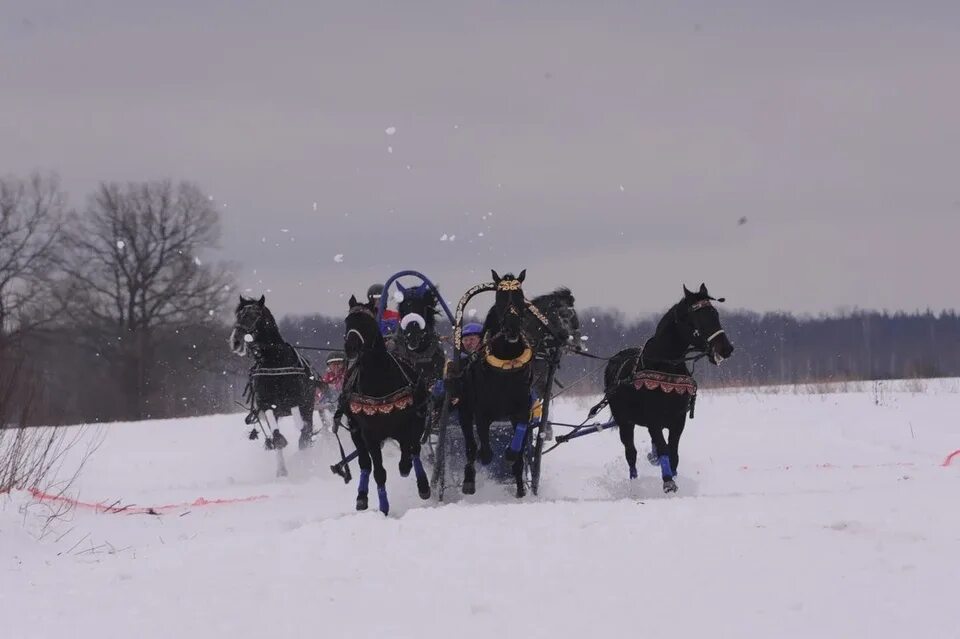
263 411 288 478
661 422 685 493
646 430 660 465
368 439 390 516
511 417 529 499
477 416 494 466
617 420 638 479
297 402 315 450
351 427 372 510
460 407 478 495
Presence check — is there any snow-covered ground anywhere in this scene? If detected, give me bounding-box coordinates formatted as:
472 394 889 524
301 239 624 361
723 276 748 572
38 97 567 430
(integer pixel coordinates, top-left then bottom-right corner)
3 380 959 638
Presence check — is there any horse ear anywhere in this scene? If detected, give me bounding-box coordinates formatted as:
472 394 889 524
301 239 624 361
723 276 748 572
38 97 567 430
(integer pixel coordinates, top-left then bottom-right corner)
491 270 501 283
349 294 358 307
683 284 693 298
518 269 526 283
699 283 708 295
396 283 407 294
257 295 265 306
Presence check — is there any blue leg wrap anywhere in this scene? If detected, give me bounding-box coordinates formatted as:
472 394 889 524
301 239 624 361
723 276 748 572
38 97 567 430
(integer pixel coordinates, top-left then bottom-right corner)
658 454 673 479
358 469 370 493
412 456 426 479
629 465 638 479
510 423 529 453
377 485 389 515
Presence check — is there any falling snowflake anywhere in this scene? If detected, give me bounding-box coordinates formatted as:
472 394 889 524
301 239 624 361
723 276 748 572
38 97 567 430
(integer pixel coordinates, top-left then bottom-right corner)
208 310 215 316
385 126 397 135
449 235 456 241
281 228 289 233
387 146 393 154
194 256 202 266
440 234 448 241
619 185 625 192
478 232 485 237
468 309 477 318
334 254 344 263
313 202 318 211
116 240 125 249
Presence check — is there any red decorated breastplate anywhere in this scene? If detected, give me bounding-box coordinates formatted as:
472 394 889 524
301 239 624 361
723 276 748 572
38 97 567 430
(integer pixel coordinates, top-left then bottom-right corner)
633 370 698 396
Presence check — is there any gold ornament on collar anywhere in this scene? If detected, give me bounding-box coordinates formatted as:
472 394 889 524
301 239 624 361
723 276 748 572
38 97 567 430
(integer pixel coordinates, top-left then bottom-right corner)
484 344 533 370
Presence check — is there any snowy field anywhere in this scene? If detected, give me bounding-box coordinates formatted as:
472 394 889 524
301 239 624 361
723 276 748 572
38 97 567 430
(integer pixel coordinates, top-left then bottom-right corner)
3 379 959 638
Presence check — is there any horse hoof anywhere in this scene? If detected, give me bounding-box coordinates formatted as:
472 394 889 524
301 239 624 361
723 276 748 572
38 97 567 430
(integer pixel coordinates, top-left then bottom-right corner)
479 447 493 466
504 448 519 462
298 430 314 450
276 467 288 478
663 479 678 494
264 438 275 451
272 430 288 449
515 485 526 499
398 457 412 477
646 451 659 466
418 483 431 500
356 493 368 511
629 465 638 480
462 481 475 495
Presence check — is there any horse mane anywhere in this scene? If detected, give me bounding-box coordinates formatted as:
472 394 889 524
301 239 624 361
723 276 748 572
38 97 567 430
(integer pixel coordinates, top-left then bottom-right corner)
531 287 574 309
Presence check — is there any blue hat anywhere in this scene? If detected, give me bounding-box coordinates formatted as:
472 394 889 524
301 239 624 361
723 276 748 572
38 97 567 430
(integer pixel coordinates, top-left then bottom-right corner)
463 322 483 337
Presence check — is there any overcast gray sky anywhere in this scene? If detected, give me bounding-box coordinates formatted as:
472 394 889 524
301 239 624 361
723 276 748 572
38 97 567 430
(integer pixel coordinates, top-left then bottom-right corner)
3 1 959 318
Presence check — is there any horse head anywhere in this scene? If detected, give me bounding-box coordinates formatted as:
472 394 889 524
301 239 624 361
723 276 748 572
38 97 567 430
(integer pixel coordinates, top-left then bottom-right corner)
490 269 527 344
531 287 580 346
230 295 280 356
344 295 381 360
397 283 439 351
680 283 735 365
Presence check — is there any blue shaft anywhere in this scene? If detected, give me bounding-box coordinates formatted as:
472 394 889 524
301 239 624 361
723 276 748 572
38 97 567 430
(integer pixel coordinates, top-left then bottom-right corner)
563 420 617 442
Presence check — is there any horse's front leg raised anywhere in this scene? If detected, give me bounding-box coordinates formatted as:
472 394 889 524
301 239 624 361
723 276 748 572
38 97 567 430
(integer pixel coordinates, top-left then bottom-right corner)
297 402 315 450
262 410 288 478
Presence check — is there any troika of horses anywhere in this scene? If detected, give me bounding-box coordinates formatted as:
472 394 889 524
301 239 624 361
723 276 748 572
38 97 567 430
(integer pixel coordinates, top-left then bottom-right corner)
231 269 734 514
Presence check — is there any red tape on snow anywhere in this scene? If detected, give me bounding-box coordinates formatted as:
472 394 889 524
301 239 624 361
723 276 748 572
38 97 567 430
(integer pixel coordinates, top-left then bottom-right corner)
943 450 960 467
27 487 268 515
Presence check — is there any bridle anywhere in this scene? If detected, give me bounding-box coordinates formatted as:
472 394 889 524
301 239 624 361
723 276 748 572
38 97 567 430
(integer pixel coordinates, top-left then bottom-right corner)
345 305 376 350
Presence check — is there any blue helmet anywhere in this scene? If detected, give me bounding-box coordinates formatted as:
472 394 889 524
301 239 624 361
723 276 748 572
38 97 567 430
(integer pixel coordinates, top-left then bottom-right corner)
463 322 483 337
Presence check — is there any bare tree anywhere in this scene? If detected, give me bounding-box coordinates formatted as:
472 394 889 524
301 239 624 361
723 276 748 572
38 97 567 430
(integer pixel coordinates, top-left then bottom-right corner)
62 180 234 419
0 172 67 342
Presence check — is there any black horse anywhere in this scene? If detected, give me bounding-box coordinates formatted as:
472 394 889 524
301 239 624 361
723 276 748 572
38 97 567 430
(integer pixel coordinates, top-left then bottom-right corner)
231 296 318 475
603 284 734 493
395 283 447 444
339 297 430 515
460 270 536 498
525 288 580 436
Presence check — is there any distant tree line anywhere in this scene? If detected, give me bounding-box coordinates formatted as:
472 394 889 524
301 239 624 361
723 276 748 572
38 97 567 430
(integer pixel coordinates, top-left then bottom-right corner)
2 171 958 427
